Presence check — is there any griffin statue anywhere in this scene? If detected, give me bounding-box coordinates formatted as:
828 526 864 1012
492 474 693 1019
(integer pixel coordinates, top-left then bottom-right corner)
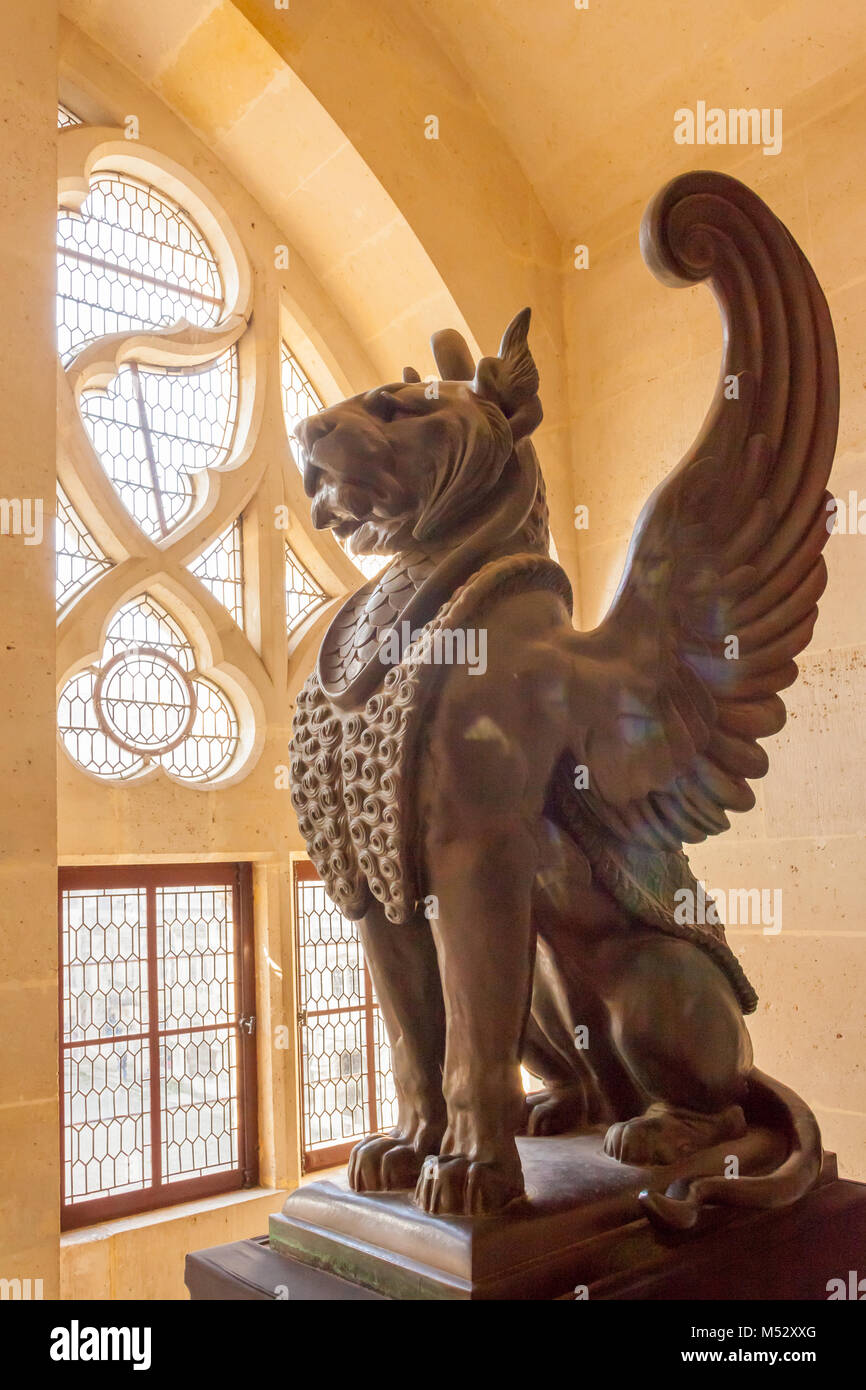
289 170 839 1229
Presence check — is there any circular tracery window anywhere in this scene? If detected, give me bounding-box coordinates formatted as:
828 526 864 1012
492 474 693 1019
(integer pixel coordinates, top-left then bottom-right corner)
93 648 198 756
58 596 239 783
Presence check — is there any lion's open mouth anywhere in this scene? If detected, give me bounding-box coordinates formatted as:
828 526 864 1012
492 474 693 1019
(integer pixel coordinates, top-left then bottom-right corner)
301 423 422 555
308 463 417 554
311 487 416 555
310 482 373 531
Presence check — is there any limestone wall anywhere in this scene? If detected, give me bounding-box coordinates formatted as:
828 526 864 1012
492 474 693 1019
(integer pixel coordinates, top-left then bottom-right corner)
0 0 60 1301
561 11 866 1178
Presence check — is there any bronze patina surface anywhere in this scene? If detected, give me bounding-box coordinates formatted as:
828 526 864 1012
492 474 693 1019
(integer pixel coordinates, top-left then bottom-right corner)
271 1128 808 1300
284 169 839 1240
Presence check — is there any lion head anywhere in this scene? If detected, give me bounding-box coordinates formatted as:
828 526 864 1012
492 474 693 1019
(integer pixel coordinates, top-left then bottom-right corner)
294 308 544 557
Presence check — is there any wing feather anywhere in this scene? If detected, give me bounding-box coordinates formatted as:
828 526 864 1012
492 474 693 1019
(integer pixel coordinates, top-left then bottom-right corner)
566 172 838 850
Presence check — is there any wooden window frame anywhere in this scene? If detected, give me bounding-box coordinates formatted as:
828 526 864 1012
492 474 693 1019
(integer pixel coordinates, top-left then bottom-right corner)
59 862 257 1229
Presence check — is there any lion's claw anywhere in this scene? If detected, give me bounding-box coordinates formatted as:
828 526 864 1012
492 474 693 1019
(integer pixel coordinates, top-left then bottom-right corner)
348 1134 432 1192
604 1103 747 1166
414 1153 524 1216
524 1086 588 1136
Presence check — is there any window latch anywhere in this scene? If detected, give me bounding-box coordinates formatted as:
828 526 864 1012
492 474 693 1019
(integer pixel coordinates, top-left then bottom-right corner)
238 1014 256 1036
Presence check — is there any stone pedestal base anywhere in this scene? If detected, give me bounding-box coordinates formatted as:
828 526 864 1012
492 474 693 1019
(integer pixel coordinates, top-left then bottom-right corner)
260 1129 848 1301
185 1132 866 1301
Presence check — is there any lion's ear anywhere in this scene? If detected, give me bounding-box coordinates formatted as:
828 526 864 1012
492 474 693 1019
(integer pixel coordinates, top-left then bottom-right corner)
430 328 475 381
473 307 542 439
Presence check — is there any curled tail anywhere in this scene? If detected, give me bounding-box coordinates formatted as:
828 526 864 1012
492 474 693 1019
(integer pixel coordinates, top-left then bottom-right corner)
640 1068 823 1232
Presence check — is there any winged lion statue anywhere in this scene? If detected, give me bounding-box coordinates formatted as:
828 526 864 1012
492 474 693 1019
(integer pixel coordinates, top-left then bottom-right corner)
289 170 839 1228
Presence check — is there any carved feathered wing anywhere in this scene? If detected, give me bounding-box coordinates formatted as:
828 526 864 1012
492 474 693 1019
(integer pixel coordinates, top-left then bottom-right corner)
569 171 839 852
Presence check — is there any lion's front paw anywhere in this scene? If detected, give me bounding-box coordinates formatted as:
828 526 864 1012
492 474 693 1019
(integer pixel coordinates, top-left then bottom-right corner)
348 1134 436 1192
604 1103 747 1166
414 1151 525 1216
523 1086 588 1136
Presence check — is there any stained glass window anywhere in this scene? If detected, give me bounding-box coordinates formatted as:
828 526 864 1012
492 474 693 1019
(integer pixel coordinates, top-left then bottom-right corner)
79 352 239 540
286 545 327 636
56 485 113 610
58 103 82 129
293 862 397 1170
190 520 244 628
59 863 256 1227
280 342 384 582
57 172 223 364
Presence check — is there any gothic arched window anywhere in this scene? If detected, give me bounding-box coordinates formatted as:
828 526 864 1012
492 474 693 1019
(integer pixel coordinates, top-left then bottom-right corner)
56 117 365 790
57 172 224 363
285 545 328 636
56 127 256 785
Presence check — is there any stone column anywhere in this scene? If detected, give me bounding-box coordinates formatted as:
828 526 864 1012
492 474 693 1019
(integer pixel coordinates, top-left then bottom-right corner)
0 0 59 1297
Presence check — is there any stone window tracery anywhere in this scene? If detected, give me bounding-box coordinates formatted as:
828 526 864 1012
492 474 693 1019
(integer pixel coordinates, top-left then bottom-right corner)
55 128 256 786
56 116 358 789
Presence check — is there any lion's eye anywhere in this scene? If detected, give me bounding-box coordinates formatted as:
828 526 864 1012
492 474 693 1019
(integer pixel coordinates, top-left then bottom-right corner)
364 387 400 421
364 385 420 422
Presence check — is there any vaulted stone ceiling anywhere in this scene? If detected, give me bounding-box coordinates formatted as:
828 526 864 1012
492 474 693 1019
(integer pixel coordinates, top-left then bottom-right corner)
407 0 866 235
233 0 866 240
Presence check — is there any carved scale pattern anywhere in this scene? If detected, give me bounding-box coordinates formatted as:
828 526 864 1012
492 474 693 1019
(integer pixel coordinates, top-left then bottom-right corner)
321 543 439 692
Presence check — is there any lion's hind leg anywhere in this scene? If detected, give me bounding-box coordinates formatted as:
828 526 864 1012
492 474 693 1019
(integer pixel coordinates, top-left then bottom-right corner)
525 839 646 1133
521 944 609 1136
601 934 752 1167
